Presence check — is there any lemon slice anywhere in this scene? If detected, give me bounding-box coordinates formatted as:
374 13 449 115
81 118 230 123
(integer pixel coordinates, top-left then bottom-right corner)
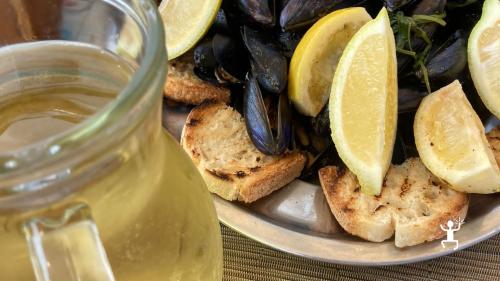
159 0 221 60
289 8 372 117
414 81 500 194
329 8 397 195
468 0 500 118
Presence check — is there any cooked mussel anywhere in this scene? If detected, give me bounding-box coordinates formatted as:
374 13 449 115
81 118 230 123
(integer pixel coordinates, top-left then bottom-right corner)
398 88 428 113
310 105 331 137
417 30 467 89
237 0 276 27
384 0 417 12
279 0 368 31
276 30 303 58
242 26 288 94
244 72 291 155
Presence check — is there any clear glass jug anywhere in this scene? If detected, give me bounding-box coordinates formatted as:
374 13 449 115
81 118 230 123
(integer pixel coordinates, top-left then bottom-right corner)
0 0 223 280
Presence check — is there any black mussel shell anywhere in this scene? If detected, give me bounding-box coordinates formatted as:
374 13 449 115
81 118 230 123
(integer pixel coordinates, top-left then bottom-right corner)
242 26 288 94
384 0 417 12
419 30 467 89
244 72 291 155
212 9 231 34
212 33 249 82
300 143 341 182
413 0 447 15
279 0 368 31
392 133 408 165
398 88 428 113
194 40 217 72
310 105 331 137
276 30 302 58
237 0 276 27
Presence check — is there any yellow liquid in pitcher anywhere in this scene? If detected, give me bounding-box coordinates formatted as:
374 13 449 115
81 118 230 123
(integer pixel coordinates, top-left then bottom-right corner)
0 41 222 281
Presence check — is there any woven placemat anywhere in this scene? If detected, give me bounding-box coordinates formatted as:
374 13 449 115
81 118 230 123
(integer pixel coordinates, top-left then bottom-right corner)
221 225 500 281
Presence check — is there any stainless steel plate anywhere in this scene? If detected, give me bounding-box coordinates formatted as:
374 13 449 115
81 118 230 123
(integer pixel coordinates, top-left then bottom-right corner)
163 102 500 265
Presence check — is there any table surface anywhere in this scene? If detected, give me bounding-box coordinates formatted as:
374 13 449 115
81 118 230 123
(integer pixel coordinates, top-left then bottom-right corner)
221 224 500 281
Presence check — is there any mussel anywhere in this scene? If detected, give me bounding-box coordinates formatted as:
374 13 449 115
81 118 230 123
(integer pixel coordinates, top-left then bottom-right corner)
279 0 368 31
242 26 288 94
244 72 291 155
384 0 418 12
417 30 467 89
237 0 276 27
398 87 428 113
276 30 303 58
193 33 249 84
310 105 331 137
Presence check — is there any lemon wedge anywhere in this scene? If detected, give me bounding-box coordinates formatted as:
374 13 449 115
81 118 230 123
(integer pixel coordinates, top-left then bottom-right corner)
329 8 397 195
414 81 500 194
468 0 500 118
289 8 372 117
159 0 221 60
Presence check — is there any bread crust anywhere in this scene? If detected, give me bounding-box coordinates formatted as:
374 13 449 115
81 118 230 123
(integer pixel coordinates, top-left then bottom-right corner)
164 56 230 105
319 158 469 247
181 102 306 203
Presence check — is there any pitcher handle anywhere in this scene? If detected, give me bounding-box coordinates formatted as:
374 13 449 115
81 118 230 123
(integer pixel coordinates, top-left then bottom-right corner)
22 203 116 281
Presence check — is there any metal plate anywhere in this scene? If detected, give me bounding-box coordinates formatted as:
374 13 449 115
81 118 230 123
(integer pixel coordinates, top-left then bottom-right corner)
163 102 500 265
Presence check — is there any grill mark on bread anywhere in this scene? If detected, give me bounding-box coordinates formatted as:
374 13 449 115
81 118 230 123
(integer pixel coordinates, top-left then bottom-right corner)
186 118 200 127
206 169 233 182
235 171 247 178
373 205 385 213
250 166 261 172
399 178 410 197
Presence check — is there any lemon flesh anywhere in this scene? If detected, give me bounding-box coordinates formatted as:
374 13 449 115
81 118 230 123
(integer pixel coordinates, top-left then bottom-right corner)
159 0 221 60
468 0 500 118
289 8 371 117
414 81 500 194
329 8 398 195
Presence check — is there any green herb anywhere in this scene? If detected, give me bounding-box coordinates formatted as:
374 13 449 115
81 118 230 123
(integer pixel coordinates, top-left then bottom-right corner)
390 11 447 93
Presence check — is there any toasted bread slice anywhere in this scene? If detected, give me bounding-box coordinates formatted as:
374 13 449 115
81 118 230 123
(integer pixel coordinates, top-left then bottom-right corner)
319 158 469 247
181 102 306 203
165 54 230 105
487 126 500 165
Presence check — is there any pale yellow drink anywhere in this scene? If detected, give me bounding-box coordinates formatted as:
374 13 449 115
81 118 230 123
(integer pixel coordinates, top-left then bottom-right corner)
0 41 222 281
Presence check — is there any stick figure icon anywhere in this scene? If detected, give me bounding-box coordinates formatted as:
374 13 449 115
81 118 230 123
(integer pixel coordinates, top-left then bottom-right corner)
440 218 465 250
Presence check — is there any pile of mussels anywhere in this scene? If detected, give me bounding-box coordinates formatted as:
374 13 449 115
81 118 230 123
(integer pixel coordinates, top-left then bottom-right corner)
186 0 487 181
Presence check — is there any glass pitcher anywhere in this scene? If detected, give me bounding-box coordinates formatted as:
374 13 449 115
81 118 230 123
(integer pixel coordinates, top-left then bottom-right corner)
0 0 223 280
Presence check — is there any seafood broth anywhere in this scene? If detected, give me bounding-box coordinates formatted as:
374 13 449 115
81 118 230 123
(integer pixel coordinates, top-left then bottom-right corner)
0 41 222 280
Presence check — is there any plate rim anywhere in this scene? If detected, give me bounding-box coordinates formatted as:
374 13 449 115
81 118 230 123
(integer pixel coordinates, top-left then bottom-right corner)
214 192 500 266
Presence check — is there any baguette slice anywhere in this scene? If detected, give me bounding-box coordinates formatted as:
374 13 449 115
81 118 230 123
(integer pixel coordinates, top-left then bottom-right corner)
319 158 468 247
164 54 230 105
181 102 306 203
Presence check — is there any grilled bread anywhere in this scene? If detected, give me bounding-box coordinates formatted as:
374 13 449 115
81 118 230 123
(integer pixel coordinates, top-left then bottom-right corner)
164 54 230 105
319 158 469 247
181 102 306 203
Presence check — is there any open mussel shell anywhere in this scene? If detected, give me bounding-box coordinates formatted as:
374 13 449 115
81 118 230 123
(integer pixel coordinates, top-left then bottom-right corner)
237 0 276 27
242 26 288 94
212 33 249 83
418 30 467 89
244 72 291 155
279 0 368 31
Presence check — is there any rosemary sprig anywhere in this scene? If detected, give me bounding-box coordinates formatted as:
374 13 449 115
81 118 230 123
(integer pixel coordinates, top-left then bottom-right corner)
390 11 447 93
